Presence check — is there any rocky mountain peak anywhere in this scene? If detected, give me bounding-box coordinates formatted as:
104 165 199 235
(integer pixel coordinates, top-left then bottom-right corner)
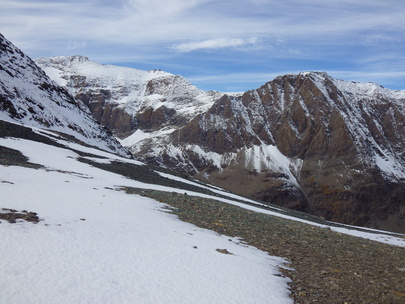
36 55 90 66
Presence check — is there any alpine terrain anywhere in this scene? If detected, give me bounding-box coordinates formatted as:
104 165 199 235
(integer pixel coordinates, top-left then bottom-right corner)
1 33 405 304
36 56 405 233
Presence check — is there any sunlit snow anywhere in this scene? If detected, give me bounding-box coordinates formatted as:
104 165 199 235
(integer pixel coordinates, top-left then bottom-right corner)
0 137 292 304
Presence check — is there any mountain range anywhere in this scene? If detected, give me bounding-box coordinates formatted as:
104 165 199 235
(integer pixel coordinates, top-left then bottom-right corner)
35 54 405 233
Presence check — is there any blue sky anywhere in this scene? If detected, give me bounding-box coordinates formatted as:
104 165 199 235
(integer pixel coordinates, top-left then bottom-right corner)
1 0 405 92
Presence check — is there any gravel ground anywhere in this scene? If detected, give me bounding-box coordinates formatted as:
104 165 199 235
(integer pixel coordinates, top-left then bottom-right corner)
124 188 405 304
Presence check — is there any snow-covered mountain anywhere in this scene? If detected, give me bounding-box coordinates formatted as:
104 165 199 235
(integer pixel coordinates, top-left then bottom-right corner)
147 72 405 232
35 56 224 138
0 34 130 157
35 56 405 233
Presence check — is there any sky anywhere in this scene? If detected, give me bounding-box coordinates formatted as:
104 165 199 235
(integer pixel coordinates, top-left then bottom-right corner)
1 0 405 92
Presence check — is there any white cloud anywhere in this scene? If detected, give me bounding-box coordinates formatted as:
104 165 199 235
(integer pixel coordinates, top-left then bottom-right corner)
123 0 206 18
3 0 404 51
67 40 87 50
173 38 259 52
1 0 404 91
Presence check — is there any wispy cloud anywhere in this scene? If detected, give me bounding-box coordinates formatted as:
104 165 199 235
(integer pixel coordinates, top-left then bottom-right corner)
67 40 87 50
172 38 259 52
123 0 206 18
3 0 404 49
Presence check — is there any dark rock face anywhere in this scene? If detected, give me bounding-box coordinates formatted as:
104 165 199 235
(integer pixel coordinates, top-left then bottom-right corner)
75 91 136 138
136 106 177 131
138 72 405 233
72 78 183 137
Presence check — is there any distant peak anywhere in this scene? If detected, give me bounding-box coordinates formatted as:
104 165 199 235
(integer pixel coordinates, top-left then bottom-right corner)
298 71 330 77
275 71 331 82
67 55 90 62
36 55 90 65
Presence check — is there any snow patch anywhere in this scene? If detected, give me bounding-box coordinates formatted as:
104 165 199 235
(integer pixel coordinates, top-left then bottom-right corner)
375 154 405 180
244 144 302 186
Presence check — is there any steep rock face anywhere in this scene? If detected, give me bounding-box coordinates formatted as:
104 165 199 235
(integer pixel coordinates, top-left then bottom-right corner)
135 72 405 232
0 33 131 157
35 56 223 138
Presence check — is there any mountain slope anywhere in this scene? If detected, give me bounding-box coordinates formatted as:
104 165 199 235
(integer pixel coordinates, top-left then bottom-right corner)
1 35 405 302
0 123 293 304
133 72 405 233
0 33 131 157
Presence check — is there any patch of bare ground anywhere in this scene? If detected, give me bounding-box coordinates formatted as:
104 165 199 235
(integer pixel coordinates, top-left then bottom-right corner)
0 208 41 224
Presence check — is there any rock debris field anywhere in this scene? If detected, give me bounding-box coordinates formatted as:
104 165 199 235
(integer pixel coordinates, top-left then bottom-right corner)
125 188 405 304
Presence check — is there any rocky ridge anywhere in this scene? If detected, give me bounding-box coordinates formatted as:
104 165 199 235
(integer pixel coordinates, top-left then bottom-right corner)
0 34 130 157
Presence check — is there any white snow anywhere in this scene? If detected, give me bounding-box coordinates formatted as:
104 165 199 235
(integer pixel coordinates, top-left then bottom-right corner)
244 144 299 181
119 128 176 147
0 137 292 304
375 154 405 180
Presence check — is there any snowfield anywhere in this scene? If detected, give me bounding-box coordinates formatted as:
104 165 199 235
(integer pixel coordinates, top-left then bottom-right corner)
1 134 404 303
0 137 292 304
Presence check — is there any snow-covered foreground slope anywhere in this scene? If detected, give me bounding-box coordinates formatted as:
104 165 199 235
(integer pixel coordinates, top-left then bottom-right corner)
0 135 292 304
